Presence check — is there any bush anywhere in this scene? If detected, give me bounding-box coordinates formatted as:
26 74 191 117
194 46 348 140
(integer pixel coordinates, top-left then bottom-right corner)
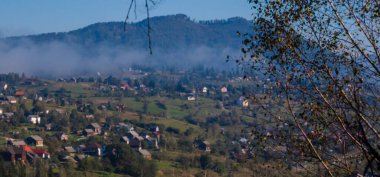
166 127 180 134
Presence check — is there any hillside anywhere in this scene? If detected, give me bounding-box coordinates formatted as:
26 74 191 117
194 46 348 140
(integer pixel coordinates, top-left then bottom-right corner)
5 14 252 52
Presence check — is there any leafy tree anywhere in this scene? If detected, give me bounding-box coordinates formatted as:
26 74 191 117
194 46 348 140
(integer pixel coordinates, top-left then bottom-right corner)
199 154 212 176
238 0 380 176
103 75 121 86
78 157 103 172
103 143 156 177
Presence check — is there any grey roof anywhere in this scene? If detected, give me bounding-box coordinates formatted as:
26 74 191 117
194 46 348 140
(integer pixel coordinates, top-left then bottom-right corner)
6 96 16 101
118 122 127 127
75 154 86 161
146 137 157 142
90 123 101 128
12 140 26 146
129 130 139 137
121 136 129 142
30 135 43 141
84 129 94 133
203 141 210 145
138 149 151 156
4 112 14 117
64 146 76 153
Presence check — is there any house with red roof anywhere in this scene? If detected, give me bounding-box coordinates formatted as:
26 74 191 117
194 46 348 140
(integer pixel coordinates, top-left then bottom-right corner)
32 149 50 159
15 91 25 97
120 83 130 90
20 145 32 153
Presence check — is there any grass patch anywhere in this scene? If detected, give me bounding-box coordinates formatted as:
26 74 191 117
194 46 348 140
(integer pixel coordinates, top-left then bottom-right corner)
123 97 143 112
147 102 163 115
150 118 202 134
155 160 175 170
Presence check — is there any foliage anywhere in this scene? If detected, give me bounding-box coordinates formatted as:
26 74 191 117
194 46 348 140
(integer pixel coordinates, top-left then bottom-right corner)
239 0 380 176
103 143 157 177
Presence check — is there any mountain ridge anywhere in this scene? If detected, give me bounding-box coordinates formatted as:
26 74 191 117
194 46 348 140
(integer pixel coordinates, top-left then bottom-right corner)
4 14 252 51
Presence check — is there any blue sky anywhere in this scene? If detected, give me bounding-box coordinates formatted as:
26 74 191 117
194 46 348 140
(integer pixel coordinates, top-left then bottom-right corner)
0 0 252 37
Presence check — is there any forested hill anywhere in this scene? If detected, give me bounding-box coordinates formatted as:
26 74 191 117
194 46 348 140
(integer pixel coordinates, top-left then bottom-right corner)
5 14 252 51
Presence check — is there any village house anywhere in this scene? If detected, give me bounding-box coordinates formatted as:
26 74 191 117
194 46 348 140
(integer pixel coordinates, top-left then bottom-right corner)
242 100 249 107
138 149 152 160
127 130 144 141
199 141 211 152
98 104 107 110
87 123 102 134
121 136 130 144
28 115 41 124
15 91 25 97
74 154 85 164
85 114 95 119
21 144 32 153
54 108 66 114
0 82 8 91
120 83 129 90
202 87 208 93
64 146 77 156
130 138 142 149
7 139 26 147
149 125 159 133
60 155 78 165
221 86 228 93
32 149 50 159
102 123 114 132
187 96 196 101
56 132 69 141
6 96 17 104
45 97 56 103
80 143 104 156
117 123 134 132
115 104 126 112
3 112 14 120
145 137 159 149
139 132 150 139
83 129 95 136
0 100 9 105
45 123 52 131
237 96 249 107
25 135 44 147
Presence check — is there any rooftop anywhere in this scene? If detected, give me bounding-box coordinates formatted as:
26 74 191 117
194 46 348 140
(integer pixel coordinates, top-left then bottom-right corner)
139 149 151 156
30 135 43 141
90 123 101 128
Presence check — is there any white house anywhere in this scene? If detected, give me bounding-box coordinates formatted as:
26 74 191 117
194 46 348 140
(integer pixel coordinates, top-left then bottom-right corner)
202 87 208 93
6 96 17 104
221 87 228 93
28 115 41 124
187 96 196 101
237 96 249 107
0 83 7 91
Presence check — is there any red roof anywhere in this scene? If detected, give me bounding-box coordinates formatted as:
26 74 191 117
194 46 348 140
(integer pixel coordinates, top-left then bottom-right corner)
32 149 49 155
21 145 32 152
15 91 25 96
120 84 129 89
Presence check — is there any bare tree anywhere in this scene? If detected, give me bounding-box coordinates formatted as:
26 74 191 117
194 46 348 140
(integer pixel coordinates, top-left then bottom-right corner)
238 0 380 176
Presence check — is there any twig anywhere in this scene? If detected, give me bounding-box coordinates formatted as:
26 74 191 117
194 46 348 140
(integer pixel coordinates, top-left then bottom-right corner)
124 0 153 54
145 0 153 54
124 0 135 32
